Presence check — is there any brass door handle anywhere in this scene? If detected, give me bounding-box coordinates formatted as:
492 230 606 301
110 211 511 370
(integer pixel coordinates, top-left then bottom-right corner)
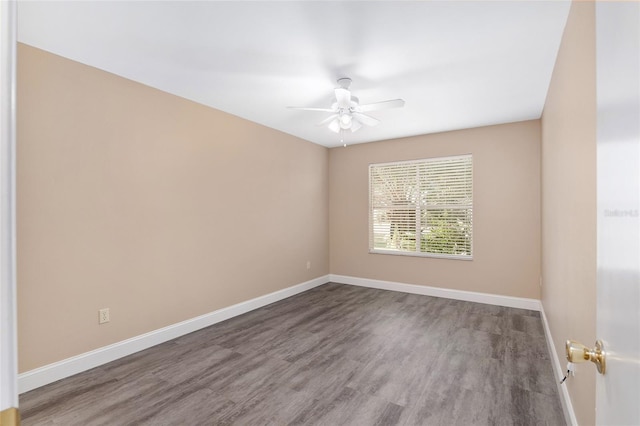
565 340 606 374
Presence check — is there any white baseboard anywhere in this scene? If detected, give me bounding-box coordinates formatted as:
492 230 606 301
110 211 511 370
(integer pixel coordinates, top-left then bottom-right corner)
18 274 329 394
329 274 541 311
540 306 578 426
19 274 546 394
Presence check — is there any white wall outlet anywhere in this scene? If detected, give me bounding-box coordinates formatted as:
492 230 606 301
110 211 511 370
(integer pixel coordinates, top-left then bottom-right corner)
99 308 110 324
306 260 311 270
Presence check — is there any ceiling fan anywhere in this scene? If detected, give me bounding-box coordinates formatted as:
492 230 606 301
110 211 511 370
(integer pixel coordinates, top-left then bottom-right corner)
288 78 405 133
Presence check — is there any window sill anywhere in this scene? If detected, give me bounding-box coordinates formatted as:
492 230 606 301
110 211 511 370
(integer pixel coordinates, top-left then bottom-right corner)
369 249 473 261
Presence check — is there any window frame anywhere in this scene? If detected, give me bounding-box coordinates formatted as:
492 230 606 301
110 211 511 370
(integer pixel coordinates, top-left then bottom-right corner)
368 154 473 261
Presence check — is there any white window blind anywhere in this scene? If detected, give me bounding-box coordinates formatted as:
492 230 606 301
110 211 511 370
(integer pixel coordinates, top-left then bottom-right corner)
369 155 473 259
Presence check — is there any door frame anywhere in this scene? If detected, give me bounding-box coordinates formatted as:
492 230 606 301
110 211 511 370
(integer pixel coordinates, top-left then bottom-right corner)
0 0 19 421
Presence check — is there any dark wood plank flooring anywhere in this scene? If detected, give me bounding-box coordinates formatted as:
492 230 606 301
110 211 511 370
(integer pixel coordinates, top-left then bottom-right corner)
20 283 566 425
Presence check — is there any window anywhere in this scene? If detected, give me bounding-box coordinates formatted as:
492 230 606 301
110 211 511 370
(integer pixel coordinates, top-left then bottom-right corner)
369 155 473 259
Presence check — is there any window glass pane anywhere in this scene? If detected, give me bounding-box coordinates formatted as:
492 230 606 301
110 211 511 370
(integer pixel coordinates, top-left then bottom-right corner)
420 157 472 206
370 165 418 208
421 208 472 255
372 208 416 251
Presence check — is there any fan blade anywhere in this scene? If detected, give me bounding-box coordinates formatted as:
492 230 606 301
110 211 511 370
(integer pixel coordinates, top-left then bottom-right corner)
288 106 336 112
357 99 405 112
350 120 363 132
335 87 351 109
327 119 341 133
353 112 380 127
316 114 339 127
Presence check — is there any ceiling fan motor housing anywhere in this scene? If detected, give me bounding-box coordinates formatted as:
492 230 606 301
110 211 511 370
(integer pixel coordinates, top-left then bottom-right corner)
337 77 352 89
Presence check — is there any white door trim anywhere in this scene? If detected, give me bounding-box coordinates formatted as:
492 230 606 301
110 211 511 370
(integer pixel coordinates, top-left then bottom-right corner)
0 0 19 413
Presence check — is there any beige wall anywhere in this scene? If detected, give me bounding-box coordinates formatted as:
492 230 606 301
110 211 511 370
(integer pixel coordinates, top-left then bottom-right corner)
541 2 597 425
330 121 541 299
17 44 329 372
18 19 598 426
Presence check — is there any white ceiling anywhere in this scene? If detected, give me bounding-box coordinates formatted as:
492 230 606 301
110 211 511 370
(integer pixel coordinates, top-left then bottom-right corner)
17 1 570 148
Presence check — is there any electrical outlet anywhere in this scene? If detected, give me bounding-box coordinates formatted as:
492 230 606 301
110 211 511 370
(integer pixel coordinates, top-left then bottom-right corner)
99 308 110 324
306 260 311 270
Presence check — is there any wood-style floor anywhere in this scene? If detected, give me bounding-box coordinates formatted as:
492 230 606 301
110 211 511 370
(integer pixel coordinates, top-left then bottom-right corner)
20 283 566 425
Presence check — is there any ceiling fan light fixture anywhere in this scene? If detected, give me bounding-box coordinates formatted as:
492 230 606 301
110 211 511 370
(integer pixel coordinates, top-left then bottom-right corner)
339 113 352 127
328 119 341 133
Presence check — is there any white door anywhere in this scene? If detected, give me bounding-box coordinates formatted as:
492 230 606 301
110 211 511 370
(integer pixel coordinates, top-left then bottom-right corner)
595 2 640 425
